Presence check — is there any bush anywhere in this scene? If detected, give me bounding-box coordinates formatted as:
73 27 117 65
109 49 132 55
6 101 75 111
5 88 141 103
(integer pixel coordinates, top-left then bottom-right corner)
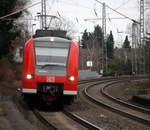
145 43 150 83
0 57 22 95
0 57 15 81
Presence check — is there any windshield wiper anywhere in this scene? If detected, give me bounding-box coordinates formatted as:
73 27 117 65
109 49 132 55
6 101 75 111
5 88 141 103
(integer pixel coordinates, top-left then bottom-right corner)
41 63 65 69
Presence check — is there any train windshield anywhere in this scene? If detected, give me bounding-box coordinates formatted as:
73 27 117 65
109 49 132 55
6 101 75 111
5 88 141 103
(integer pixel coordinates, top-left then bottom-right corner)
34 38 70 75
35 47 69 67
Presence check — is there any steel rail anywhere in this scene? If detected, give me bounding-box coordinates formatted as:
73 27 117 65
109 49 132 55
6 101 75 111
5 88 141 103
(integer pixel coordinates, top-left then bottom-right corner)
33 109 103 130
32 109 58 130
63 111 103 130
31 78 111 130
101 81 150 115
23 76 148 129
84 79 150 126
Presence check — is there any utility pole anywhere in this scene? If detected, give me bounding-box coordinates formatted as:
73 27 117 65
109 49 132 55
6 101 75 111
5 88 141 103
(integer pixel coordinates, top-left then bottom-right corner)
132 22 138 74
41 0 47 30
140 0 145 74
37 0 59 30
102 2 107 74
84 3 107 75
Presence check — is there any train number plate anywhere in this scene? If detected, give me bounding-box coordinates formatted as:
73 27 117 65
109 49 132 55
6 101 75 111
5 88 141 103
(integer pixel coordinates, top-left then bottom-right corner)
46 77 55 82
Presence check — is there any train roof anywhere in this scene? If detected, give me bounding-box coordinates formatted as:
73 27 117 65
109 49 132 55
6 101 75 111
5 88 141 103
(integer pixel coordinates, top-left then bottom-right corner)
33 37 71 43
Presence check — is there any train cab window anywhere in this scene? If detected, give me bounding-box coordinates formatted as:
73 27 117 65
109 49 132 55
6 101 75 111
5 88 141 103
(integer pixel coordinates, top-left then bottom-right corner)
33 37 70 74
35 47 69 68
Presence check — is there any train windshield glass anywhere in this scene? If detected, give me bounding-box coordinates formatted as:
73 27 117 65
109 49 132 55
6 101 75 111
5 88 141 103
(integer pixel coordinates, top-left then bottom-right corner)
35 47 69 67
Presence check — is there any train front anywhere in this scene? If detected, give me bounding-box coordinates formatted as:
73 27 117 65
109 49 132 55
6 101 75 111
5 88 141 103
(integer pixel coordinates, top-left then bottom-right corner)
22 37 79 105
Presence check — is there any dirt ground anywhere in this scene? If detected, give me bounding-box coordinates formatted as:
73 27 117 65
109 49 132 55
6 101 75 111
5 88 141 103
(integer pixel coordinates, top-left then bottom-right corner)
106 79 150 102
0 62 22 96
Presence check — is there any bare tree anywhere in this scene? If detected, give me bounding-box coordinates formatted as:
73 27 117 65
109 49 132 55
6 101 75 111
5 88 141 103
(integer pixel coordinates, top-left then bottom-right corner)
49 17 78 38
79 33 102 73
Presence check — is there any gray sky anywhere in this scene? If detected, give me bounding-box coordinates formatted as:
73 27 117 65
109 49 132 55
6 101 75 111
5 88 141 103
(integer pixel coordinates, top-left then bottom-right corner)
28 0 140 46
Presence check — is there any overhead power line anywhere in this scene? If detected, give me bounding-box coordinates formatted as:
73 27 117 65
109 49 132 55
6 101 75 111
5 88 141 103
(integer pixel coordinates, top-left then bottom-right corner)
2 17 51 21
115 0 131 10
84 17 128 21
94 0 139 23
57 0 93 10
0 1 41 20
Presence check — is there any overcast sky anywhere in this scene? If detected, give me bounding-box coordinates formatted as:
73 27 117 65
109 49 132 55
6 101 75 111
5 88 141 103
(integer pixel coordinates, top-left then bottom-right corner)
28 0 140 46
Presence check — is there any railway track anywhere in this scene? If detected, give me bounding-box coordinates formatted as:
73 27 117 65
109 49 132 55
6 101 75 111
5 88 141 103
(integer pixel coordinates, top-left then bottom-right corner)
18 76 149 130
101 80 150 115
30 78 106 130
84 78 150 126
16 77 108 130
33 108 103 130
17 93 102 130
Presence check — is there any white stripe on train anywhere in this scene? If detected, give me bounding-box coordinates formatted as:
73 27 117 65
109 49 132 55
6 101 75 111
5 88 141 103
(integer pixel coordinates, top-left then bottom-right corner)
63 91 77 95
22 88 37 93
22 89 77 95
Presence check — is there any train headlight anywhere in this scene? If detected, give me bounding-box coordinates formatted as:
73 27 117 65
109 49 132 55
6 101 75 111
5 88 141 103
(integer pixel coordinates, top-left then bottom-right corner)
68 76 75 81
26 74 34 79
50 37 54 42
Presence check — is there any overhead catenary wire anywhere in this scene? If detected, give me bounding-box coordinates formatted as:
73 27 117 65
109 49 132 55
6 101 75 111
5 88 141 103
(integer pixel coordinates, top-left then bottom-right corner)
57 0 94 10
47 0 55 14
0 1 41 20
84 17 130 21
115 0 131 10
1 18 37 21
94 0 139 24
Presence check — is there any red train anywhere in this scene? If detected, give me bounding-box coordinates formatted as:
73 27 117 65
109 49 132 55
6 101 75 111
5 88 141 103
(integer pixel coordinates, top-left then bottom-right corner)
22 36 79 108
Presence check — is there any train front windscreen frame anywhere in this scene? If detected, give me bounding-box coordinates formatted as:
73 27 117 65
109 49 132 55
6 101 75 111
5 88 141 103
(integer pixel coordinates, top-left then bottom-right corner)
34 39 70 76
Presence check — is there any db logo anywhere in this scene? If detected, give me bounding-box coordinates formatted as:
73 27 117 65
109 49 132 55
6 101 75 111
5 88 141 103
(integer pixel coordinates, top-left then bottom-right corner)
46 77 55 82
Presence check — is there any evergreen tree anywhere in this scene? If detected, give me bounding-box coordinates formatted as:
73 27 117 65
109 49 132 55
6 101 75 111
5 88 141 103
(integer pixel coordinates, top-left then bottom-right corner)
123 35 131 49
81 29 89 48
93 25 103 48
106 31 114 59
0 0 28 59
122 35 132 75
81 25 103 49
80 25 103 73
